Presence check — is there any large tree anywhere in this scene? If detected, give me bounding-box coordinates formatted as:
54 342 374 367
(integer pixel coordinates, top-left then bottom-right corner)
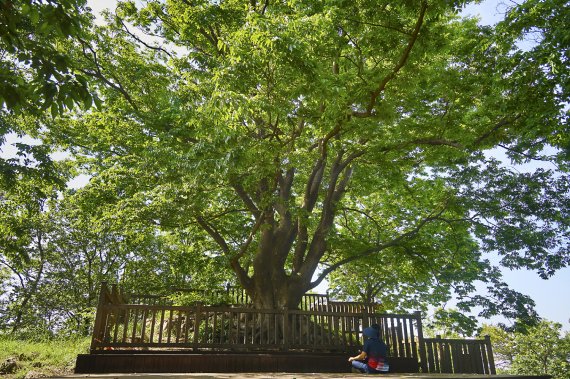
33 0 569 312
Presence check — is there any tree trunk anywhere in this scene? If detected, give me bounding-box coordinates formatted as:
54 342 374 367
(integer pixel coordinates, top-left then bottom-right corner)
249 245 307 310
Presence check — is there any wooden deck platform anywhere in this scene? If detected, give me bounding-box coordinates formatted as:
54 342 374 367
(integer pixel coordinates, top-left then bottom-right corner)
75 353 420 374
62 373 553 379
80 283 499 376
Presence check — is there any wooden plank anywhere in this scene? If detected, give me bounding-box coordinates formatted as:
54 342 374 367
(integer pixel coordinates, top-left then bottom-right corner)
175 310 182 343
130 308 139 344
396 317 404 357
425 340 435 373
183 310 190 344
112 309 121 343
481 339 490 374
390 320 398 357
121 308 130 344
90 282 110 351
141 309 148 343
166 309 173 344
89 284 491 374
158 308 165 343
415 311 428 373
409 317 418 361
472 343 482 374
229 310 234 345
149 309 156 344
212 312 216 343
204 310 210 344
485 336 497 375
403 317 410 358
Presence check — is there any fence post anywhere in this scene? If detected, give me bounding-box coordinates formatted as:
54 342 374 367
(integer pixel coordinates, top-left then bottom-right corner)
90 281 109 352
415 310 428 373
485 335 496 375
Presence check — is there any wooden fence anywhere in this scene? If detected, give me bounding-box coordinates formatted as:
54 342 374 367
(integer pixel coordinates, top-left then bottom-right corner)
91 283 422 358
423 335 496 374
128 287 380 313
89 283 495 375
129 286 252 306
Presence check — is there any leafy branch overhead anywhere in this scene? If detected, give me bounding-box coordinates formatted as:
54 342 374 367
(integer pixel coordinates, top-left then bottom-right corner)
1 0 568 322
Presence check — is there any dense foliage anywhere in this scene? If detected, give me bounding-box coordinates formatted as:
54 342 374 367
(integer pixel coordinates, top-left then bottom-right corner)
0 0 569 336
481 322 570 379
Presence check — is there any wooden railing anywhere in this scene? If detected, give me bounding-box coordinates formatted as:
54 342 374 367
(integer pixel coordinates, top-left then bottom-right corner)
128 286 251 306
129 287 381 313
423 335 496 374
91 282 423 359
90 283 496 375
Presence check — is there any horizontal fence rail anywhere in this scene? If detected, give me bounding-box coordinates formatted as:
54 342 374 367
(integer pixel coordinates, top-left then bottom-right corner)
423 335 496 375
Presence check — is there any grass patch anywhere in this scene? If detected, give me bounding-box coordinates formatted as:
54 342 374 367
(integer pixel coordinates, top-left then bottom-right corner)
0 337 90 379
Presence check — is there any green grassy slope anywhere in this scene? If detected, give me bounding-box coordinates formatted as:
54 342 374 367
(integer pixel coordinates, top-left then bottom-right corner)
0 337 90 379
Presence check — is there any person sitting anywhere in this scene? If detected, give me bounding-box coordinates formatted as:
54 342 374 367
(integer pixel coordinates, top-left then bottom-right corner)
348 326 390 374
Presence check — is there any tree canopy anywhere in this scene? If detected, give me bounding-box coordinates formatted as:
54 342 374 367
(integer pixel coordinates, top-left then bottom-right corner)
1 0 569 331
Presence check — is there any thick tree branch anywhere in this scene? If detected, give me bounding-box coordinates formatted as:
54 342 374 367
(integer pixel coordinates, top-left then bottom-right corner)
473 116 521 146
309 205 448 289
340 206 382 233
413 138 463 149
196 214 253 291
116 17 174 58
231 182 261 218
78 38 140 112
299 151 359 281
498 142 558 166
199 26 218 49
343 18 413 36
276 167 295 217
0 258 25 289
303 158 325 212
195 215 230 254
274 168 298 262
352 1 428 118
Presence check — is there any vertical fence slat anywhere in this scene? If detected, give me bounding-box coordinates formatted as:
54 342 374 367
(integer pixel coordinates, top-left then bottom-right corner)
121 308 130 343
158 309 165 343
112 309 120 343
141 309 148 343
443 340 452 373
415 311 428 373
409 317 417 361
130 308 138 344
183 310 190 344
402 317 410 357
485 336 497 375
175 310 182 343
166 309 173 343
397 317 404 357
426 340 435 373
149 309 156 344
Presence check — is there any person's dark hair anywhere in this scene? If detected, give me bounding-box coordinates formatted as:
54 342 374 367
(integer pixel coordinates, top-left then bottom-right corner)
363 327 377 338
